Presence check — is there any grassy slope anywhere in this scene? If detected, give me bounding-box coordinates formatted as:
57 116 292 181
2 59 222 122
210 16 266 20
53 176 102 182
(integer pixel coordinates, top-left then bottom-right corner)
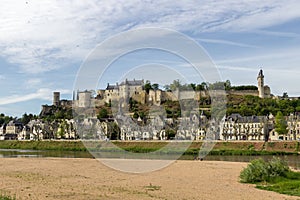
0 141 299 155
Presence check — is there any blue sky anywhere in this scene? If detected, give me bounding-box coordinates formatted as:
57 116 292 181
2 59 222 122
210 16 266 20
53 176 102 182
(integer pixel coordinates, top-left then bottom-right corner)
0 0 300 117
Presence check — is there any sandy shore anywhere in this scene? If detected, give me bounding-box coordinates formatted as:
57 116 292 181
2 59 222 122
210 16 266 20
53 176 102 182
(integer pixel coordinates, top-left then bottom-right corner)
0 158 298 200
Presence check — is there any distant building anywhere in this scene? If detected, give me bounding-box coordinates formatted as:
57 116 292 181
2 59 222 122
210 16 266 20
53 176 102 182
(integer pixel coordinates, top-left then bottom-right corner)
6 120 23 134
0 124 6 135
257 69 271 98
221 114 267 141
53 92 60 106
97 79 145 105
77 90 92 108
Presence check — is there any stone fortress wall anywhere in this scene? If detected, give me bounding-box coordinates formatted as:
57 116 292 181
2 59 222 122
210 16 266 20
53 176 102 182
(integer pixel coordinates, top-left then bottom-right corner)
46 69 271 111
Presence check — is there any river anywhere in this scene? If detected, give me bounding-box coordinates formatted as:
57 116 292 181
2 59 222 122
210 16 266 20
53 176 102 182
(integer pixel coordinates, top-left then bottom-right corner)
1 149 299 169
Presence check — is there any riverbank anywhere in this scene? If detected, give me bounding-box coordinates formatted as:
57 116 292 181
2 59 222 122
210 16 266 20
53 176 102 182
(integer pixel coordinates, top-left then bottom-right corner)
0 158 298 200
0 140 299 156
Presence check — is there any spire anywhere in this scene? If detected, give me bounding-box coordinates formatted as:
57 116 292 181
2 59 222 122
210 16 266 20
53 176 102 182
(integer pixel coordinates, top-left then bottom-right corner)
258 69 264 78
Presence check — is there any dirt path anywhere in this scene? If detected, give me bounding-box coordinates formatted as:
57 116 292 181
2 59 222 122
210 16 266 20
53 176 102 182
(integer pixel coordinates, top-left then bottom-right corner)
0 158 298 200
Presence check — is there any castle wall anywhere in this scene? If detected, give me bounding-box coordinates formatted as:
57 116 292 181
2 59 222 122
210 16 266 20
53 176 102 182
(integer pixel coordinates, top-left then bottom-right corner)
228 90 258 96
132 91 146 104
264 86 271 98
162 91 178 102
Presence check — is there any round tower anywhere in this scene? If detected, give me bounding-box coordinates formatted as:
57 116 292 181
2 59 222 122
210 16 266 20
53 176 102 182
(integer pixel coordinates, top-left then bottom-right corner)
257 69 264 98
53 92 60 106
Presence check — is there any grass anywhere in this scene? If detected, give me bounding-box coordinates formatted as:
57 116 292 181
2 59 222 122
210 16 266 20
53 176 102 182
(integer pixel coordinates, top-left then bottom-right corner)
144 183 161 191
256 171 300 196
0 141 299 156
240 157 300 196
0 194 16 200
0 140 86 151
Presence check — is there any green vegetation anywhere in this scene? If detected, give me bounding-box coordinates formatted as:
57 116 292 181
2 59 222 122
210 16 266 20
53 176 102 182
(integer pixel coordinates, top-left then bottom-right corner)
41 106 73 121
0 113 14 126
275 111 288 135
144 80 159 93
240 157 300 196
226 94 300 116
0 194 16 200
0 140 87 151
144 183 161 191
97 108 108 119
1 141 299 156
156 80 300 117
240 157 289 183
230 85 258 91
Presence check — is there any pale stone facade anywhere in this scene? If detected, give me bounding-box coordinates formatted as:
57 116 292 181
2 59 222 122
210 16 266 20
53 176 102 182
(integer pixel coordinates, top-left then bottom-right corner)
221 114 266 141
257 69 271 98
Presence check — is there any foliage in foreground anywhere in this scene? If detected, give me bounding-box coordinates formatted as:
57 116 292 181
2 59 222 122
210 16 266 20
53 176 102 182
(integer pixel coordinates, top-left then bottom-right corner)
240 157 289 183
240 157 300 196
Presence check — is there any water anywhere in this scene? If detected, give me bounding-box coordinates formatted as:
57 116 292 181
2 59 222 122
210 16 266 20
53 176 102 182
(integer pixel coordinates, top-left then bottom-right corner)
0 149 93 158
0 149 299 169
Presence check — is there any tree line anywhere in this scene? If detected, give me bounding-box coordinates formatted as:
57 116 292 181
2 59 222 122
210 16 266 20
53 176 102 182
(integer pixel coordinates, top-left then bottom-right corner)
144 79 257 92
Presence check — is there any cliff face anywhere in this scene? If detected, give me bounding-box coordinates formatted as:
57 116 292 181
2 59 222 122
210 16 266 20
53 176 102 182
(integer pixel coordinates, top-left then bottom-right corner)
39 105 73 119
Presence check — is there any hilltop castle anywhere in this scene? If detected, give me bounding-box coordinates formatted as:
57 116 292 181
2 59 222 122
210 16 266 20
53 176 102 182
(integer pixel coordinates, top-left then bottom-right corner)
41 69 271 114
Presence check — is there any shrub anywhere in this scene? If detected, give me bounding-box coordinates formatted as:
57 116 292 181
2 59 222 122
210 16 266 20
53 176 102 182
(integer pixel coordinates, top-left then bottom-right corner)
267 157 289 178
240 158 269 183
240 157 290 183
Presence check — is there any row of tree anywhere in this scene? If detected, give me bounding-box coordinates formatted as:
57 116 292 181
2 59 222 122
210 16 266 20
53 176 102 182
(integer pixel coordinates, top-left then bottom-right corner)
226 95 300 116
145 79 258 92
0 113 38 126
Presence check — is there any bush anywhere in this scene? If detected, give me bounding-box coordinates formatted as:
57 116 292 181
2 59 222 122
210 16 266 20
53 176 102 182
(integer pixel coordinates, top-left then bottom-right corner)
240 157 290 183
240 158 269 183
267 157 289 178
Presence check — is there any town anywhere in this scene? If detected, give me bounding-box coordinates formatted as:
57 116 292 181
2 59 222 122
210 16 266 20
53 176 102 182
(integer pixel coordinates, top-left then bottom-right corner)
0 69 299 142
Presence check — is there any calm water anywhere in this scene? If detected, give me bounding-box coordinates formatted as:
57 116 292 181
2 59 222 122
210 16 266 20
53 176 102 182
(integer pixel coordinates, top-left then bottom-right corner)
0 149 93 158
1 149 299 169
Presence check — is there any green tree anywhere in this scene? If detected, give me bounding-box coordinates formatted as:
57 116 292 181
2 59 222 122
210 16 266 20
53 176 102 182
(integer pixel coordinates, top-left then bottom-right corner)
133 112 139 119
144 80 152 94
152 83 159 90
21 113 35 124
97 108 108 119
282 92 288 98
165 129 176 140
169 79 181 91
275 111 288 135
224 80 231 90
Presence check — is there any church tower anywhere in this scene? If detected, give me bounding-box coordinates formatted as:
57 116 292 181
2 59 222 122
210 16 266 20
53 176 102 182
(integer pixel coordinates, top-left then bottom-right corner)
257 69 264 98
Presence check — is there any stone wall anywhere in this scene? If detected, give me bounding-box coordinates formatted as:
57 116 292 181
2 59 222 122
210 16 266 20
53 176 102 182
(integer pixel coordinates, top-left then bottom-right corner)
228 90 258 96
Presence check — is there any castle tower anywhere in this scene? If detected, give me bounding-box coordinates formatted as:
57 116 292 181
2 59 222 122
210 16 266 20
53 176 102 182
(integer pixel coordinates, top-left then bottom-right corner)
257 69 264 98
53 92 60 106
78 90 92 108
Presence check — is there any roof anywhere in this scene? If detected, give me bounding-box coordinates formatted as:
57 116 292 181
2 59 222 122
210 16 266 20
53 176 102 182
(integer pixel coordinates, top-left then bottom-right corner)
106 84 118 90
258 69 264 77
227 114 265 123
119 79 144 86
7 120 23 126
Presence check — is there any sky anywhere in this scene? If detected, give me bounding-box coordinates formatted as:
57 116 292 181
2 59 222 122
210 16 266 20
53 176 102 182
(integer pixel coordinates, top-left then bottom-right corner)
0 0 300 117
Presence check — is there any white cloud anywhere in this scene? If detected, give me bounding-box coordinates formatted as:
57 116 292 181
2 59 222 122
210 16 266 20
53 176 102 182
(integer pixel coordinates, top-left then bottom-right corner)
0 88 71 106
25 78 42 88
215 47 300 65
0 0 300 74
0 75 5 80
217 65 258 72
197 38 259 48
